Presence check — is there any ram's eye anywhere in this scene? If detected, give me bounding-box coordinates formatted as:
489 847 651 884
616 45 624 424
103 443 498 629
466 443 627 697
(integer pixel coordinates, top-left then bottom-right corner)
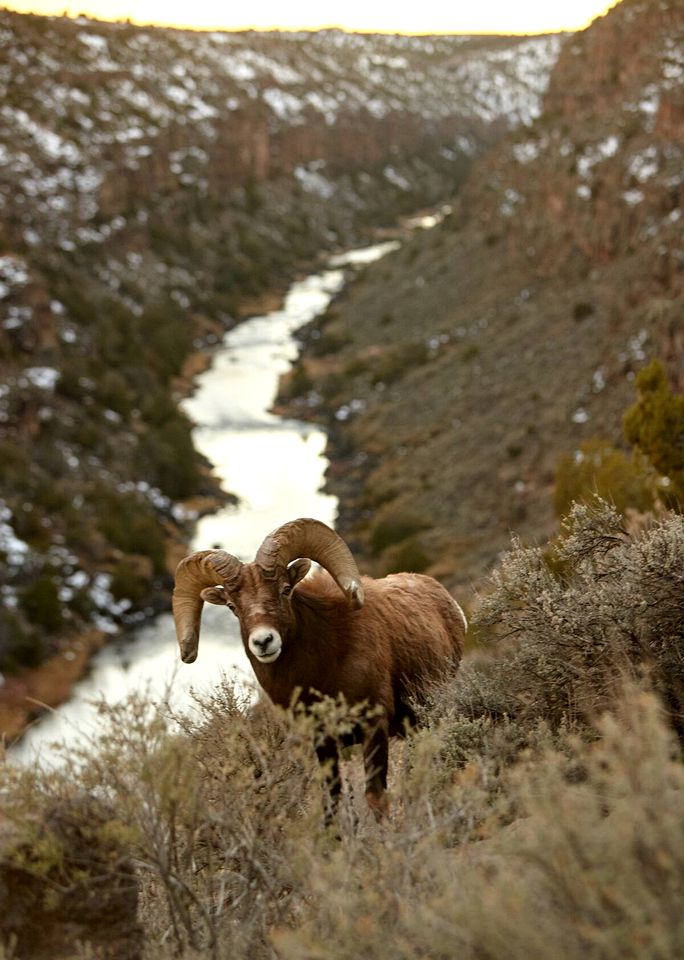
226 600 237 613
281 584 292 598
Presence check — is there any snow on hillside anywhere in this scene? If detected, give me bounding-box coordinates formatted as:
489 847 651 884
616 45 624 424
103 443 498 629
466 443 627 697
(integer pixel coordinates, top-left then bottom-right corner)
0 11 569 669
0 12 564 248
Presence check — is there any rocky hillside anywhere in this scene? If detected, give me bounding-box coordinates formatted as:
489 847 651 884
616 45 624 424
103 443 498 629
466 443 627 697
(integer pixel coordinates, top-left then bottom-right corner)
280 0 683 601
0 10 563 681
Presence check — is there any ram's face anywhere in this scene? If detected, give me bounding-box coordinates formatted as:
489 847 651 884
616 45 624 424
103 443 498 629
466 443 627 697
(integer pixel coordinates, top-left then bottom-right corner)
201 559 310 664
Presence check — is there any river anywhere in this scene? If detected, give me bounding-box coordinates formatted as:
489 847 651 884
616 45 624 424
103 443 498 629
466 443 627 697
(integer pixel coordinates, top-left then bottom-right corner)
11 239 400 763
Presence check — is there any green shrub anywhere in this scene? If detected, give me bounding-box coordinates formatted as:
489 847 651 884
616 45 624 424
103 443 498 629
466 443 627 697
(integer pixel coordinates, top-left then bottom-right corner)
19 575 64 633
382 536 430 574
32 479 71 515
343 354 371 378
308 327 352 357
371 341 429 386
109 557 153 604
0 441 29 488
369 506 431 555
10 505 52 551
66 417 103 451
244 177 263 214
139 303 194 382
138 390 177 427
93 369 134 418
572 301 594 320
93 490 166 573
461 343 480 362
136 415 202 501
319 370 346 399
279 362 313 401
554 437 656 517
0 608 44 673
65 581 95 621
473 500 684 735
623 359 684 503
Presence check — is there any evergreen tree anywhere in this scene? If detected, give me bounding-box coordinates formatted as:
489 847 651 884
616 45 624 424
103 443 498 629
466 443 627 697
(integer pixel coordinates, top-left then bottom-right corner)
623 360 684 506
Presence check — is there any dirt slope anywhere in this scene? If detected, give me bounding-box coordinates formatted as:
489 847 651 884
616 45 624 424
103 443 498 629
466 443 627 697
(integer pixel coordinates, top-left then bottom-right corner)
280 0 683 602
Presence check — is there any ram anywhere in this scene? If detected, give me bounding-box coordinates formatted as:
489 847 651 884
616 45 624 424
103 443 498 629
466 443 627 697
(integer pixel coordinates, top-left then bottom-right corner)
173 518 466 820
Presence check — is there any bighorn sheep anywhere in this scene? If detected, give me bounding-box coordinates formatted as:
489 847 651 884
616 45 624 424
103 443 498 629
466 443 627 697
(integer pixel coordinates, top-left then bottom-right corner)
173 518 466 820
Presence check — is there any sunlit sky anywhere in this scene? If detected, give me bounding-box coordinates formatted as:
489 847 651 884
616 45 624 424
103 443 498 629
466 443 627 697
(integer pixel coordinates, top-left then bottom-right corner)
4 0 621 34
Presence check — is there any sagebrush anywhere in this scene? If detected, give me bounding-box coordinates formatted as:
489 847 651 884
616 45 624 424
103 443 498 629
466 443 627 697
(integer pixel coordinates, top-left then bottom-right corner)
1 502 683 958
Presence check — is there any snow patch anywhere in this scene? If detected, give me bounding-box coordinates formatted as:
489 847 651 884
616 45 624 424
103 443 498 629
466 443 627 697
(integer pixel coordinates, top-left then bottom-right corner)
24 367 59 390
263 88 304 121
0 255 29 297
0 501 31 567
513 140 542 164
78 32 109 54
295 163 335 199
577 135 620 179
500 187 522 216
384 166 411 191
628 146 659 183
623 189 645 206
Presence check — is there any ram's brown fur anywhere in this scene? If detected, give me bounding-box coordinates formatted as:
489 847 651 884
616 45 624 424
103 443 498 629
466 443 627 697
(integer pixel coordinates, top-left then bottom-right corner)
173 521 466 821
260 568 463 717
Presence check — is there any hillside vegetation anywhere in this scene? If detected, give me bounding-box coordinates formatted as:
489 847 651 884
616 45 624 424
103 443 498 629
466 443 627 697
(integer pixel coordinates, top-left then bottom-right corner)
280 0 683 598
1 4 684 952
1 500 683 958
0 10 561 686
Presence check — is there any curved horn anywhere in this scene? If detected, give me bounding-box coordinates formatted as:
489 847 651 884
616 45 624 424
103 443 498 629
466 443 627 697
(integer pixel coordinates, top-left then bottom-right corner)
255 518 364 609
173 550 243 663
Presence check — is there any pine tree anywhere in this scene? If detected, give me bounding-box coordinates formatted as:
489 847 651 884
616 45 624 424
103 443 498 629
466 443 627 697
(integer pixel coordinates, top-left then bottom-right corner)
623 359 684 506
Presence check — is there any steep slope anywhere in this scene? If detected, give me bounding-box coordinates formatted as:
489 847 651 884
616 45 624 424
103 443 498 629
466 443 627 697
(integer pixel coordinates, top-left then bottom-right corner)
0 11 562 677
280 0 683 600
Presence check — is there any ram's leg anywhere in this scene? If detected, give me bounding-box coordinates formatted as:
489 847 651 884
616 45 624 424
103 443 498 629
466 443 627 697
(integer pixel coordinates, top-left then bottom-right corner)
315 736 341 827
363 719 390 821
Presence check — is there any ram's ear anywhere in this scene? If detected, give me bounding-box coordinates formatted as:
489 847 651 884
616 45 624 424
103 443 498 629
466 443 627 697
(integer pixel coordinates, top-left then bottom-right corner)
200 586 230 605
287 558 312 589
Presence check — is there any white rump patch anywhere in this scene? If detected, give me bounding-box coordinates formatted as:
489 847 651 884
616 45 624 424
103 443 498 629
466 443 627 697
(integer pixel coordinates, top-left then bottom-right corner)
453 600 469 633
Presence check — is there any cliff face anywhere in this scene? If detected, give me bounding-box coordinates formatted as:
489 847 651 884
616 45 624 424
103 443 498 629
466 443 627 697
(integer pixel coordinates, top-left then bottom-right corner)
280 0 683 599
0 10 562 682
0 16 562 250
467 0 683 305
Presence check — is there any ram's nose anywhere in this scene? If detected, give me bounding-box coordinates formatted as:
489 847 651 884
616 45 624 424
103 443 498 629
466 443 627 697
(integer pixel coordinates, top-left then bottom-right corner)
248 627 282 663
251 632 273 651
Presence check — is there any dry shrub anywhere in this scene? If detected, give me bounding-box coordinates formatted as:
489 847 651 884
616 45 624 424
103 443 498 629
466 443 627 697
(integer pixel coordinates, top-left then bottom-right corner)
276 689 684 960
2 501 684 958
62 682 328 959
2 685 683 960
467 499 684 734
0 767 142 959
1 682 382 959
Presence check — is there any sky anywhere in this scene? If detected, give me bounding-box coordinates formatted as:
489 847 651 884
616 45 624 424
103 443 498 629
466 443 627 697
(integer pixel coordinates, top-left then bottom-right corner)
3 0 621 34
